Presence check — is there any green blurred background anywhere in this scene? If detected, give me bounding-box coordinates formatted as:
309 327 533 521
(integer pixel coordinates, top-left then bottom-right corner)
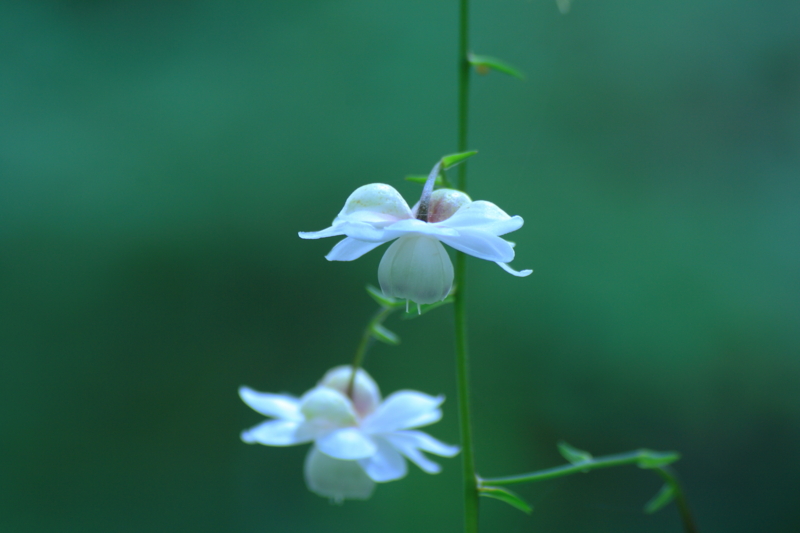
2 1 798 531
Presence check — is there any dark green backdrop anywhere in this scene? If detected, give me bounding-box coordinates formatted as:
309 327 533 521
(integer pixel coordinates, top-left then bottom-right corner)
2 1 799 532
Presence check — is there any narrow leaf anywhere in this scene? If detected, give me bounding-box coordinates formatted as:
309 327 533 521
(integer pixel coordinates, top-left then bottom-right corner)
644 483 676 514
440 151 478 170
365 285 401 308
370 323 400 345
479 486 532 514
401 295 455 319
558 441 593 465
468 53 525 79
405 174 447 187
637 450 681 469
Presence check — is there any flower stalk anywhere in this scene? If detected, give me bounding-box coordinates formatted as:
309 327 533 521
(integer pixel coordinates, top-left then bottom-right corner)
454 0 479 531
347 305 397 398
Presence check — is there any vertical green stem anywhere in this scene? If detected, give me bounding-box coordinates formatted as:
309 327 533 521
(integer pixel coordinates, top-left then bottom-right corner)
455 0 479 532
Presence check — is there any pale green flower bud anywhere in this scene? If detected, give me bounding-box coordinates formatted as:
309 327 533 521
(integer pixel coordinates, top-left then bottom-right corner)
378 235 454 305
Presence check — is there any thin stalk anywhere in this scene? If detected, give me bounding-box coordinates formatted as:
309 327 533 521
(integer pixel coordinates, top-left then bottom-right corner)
347 306 394 397
480 449 674 485
653 467 699 533
479 450 697 533
454 252 477 532
454 0 478 532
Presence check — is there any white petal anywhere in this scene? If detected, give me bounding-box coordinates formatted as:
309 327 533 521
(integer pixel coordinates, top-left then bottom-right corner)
324 237 385 262
300 221 388 243
316 428 378 460
382 435 441 474
240 420 311 446
359 437 408 482
319 366 382 418
337 221 390 242
299 387 358 427
378 236 454 305
238 387 302 421
426 189 472 223
496 262 533 277
336 183 413 224
390 430 461 457
438 229 515 262
362 391 444 434
298 224 347 240
382 431 460 474
304 447 375 501
380 218 460 241
438 200 524 236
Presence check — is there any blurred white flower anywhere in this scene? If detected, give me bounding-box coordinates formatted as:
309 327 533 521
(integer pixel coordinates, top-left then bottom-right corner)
299 184 531 305
239 366 459 502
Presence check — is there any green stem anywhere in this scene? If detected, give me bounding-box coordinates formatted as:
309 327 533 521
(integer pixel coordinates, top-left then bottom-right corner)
653 467 699 533
457 0 470 192
455 0 478 532
479 449 677 486
347 306 394 397
454 251 478 532
479 450 697 533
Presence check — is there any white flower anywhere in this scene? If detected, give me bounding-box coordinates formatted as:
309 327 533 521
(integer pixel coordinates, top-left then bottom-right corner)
299 183 531 305
239 366 459 502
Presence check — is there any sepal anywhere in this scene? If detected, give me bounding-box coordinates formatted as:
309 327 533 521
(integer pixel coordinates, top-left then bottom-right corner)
478 485 532 514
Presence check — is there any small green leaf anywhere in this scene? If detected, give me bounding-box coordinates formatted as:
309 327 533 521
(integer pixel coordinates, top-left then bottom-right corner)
405 174 447 187
401 295 455 319
479 486 532 514
637 450 681 469
468 53 525 79
365 285 401 308
644 483 676 514
557 441 593 465
440 151 478 170
370 323 400 345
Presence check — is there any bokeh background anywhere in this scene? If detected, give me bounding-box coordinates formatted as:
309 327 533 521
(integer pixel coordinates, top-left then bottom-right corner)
2 1 799 532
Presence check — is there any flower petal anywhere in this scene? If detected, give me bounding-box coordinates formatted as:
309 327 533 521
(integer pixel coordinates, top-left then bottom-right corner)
238 387 302 421
426 189 472 223
316 428 378 460
496 262 533 277
324 237 385 262
438 200 524 236
378 236 454 305
381 218 460 241
390 430 461 457
304 447 375 502
382 431 459 474
240 420 311 446
337 221 390 242
336 183 413 225
362 391 444 434
319 366 382 418
298 224 347 240
437 229 515 262
359 437 408 482
300 221 388 243
300 387 358 427
381 435 441 474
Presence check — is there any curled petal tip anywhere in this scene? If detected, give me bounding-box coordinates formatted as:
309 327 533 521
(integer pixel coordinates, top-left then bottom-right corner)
497 262 533 277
